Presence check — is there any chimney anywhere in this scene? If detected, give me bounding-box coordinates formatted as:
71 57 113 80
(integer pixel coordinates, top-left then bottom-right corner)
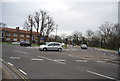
16 27 19 31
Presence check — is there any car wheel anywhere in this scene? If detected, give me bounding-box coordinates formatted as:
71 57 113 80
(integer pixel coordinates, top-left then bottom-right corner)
58 48 62 52
39 48 41 51
43 48 47 51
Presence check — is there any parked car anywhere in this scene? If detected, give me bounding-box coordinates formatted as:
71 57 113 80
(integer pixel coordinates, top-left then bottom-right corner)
61 43 65 46
20 41 31 46
118 48 120 54
12 42 20 45
39 42 62 51
81 44 88 49
72 43 76 46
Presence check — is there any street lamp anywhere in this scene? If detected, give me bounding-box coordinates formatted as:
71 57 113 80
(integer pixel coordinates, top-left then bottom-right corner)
55 25 58 41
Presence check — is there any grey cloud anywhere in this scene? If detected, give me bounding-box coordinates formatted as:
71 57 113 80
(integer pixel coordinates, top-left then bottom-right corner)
1 1 118 35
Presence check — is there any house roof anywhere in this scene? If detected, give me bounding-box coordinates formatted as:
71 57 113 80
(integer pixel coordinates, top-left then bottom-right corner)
0 27 40 35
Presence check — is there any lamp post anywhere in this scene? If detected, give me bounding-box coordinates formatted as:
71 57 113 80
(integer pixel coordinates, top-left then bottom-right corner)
55 25 58 41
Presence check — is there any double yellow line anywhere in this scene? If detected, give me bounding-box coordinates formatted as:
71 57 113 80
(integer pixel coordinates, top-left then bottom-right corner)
2 60 30 81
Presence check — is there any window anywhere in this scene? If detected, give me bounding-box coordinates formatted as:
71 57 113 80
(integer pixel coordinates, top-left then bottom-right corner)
20 34 24 37
6 33 10 36
6 38 10 41
20 39 24 41
13 34 18 37
48 43 54 46
32 35 36 40
54 43 60 46
13 38 17 41
26 35 30 38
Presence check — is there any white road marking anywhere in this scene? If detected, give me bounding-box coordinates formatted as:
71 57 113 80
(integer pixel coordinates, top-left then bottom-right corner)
53 60 65 64
0 58 2 61
38 56 52 61
53 59 66 62
31 58 43 61
109 60 120 63
68 55 87 60
7 62 13 66
14 50 29 54
38 56 65 64
87 70 116 80
103 53 106 55
19 69 27 75
80 57 87 60
76 60 87 62
111 55 117 57
96 61 105 63
104 59 109 61
10 57 20 59
112 58 116 59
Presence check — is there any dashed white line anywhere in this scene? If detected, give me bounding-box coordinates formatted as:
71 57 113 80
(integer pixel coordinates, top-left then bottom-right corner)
104 59 109 61
38 56 52 61
76 60 87 62
0 58 2 61
19 69 27 75
10 57 20 59
38 56 65 64
96 61 105 63
87 70 116 80
103 53 106 55
111 55 117 57
69 55 86 60
14 50 29 54
53 60 65 64
31 58 43 61
53 59 66 62
7 62 13 66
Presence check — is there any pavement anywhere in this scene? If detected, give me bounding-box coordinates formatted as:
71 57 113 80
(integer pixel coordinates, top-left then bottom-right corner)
2 65 14 79
1 44 120 80
1 61 21 80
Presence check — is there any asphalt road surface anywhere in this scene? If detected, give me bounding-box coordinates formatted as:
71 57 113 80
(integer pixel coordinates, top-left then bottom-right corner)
2 44 119 80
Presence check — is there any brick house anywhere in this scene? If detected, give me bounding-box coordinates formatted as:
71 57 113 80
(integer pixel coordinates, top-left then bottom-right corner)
0 27 41 43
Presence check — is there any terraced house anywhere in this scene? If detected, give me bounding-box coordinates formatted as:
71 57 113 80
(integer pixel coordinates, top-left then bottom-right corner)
0 27 40 43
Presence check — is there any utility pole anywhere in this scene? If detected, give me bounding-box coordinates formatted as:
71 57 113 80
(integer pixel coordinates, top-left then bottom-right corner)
55 25 58 41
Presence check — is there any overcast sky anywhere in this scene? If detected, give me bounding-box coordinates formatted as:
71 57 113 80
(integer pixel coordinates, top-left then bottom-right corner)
1 0 119 35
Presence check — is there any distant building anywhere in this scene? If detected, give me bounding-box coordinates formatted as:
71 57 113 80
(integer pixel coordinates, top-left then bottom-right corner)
0 27 41 43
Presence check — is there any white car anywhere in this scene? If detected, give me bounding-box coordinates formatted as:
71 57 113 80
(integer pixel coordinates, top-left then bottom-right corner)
81 44 88 49
12 42 20 45
39 42 62 51
61 43 65 46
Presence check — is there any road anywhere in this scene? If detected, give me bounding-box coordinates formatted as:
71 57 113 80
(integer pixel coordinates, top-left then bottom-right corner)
2 44 119 80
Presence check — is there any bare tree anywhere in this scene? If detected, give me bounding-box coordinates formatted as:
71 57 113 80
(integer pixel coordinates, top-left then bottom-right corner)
39 10 48 37
34 11 41 44
23 15 35 44
112 23 120 49
0 22 7 27
33 9 55 44
86 30 99 47
72 31 82 45
60 33 67 43
44 17 55 41
99 22 114 49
